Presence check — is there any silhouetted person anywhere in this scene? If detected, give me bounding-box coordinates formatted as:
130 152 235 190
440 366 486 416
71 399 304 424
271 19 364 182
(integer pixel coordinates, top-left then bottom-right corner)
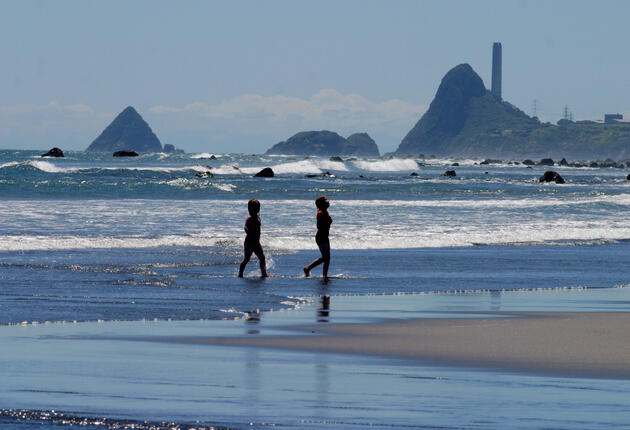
238 199 267 278
304 195 332 279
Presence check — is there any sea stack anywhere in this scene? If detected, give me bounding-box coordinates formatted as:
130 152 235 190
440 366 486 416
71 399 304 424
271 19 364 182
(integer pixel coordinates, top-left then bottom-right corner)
265 130 380 156
86 106 163 153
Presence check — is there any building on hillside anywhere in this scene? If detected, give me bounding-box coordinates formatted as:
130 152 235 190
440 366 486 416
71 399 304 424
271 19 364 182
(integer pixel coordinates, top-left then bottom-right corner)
605 113 623 124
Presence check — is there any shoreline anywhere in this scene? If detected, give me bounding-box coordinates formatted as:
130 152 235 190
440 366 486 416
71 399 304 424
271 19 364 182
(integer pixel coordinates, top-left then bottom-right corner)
125 311 630 380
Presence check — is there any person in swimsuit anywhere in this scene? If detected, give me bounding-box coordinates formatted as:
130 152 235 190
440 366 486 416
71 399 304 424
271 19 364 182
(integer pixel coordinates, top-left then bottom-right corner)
303 195 332 279
238 199 268 278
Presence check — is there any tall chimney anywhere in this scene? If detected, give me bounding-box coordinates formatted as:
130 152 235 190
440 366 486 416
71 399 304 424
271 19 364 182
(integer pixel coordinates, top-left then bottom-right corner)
492 42 502 99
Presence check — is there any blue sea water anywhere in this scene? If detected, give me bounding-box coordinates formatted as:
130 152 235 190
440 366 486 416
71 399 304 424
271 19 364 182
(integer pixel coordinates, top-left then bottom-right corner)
1 149 630 428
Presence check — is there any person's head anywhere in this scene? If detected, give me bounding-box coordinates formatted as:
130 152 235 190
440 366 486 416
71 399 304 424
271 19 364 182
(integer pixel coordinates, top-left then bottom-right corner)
248 198 260 216
315 195 329 210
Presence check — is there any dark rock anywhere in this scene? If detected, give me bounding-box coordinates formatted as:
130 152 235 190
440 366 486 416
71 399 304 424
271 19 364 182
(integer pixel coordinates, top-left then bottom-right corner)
514 161 520 165
329 156 344 162
393 63 630 159
396 64 487 156
113 150 139 157
266 131 379 156
305 171 335 178
480 159 501 165
627 174 630 181
410 172 419 176
451 162 460 166
358 175 365 178
539 170 565 184
526 166 532 169
602 158 619 168
522 159 536 165
41 147 64 158
344 133 380 156
195 171 214 178
539 158 555 166
87 106 162 153
590 162 600 168
443 170 456 177
254 167 274 178
559 158 569 166
163 144 176 153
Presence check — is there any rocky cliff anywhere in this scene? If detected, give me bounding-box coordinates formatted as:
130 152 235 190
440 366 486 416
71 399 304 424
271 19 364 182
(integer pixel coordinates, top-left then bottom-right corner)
86 106 163 152
266 130 380 156
395 64 630 159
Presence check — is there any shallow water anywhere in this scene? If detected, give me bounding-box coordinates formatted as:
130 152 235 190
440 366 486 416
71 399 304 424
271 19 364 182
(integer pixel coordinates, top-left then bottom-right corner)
2 289 630 430
2 150 630 428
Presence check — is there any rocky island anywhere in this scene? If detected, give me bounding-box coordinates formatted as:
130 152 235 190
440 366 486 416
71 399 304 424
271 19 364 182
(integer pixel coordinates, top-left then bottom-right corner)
266 131 380 156
395 64 630 159
86 106 167 153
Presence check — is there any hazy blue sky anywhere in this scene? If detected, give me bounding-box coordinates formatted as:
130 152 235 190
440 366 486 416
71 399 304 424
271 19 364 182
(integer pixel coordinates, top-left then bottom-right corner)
1 0 628 153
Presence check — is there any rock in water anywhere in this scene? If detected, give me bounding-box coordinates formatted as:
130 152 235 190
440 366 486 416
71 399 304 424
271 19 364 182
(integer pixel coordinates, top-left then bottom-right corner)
539 158 555 166
254 167 274 178
539 170 565 184
87 106 162 153
329 156 344 162
113 150 139 157
344 133 380 156
266 131 380 156
195 171 214 178
41 147 64 157
559 158 569 166
443 170 457 177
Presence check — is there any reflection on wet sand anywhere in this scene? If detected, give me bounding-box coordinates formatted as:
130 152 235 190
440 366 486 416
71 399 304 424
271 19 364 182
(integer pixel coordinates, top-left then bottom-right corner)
317 296 330 323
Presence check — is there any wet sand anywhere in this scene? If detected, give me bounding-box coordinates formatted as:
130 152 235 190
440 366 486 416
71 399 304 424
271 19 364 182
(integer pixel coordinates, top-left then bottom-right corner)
151 312 630 379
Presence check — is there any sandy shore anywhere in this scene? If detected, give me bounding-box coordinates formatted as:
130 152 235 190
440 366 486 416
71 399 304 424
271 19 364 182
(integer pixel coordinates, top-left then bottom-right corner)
141 312 630 379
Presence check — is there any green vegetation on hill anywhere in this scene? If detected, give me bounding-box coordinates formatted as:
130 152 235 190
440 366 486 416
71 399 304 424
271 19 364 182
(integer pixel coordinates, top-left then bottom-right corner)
395 64 630 159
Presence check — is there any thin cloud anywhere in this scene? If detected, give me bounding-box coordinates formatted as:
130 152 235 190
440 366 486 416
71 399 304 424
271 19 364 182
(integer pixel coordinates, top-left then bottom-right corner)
148 89 427 136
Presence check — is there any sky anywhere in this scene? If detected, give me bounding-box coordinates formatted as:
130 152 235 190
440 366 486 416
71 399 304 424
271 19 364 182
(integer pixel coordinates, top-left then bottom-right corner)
1 0 629 154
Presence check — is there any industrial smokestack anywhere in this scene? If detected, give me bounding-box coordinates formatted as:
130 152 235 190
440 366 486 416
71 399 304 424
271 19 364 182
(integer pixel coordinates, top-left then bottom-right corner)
492 42 502 99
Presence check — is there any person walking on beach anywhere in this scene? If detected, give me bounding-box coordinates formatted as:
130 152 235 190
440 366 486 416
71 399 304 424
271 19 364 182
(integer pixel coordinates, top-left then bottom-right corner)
303 195 332 279
238 199 268 278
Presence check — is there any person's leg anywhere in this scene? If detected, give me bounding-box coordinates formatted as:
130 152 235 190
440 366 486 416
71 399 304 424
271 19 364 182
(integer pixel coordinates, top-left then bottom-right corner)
303 257 323 277
305 240 329 277
239 244 254 277
253 244 267 277
320 240 331 278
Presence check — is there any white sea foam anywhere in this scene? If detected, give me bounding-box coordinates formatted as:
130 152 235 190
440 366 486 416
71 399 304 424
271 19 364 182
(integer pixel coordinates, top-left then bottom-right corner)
213 183 236 192
0 161 19 169
351 158 419 171
191 153 219 159
2 198 630 252
27 160 78 173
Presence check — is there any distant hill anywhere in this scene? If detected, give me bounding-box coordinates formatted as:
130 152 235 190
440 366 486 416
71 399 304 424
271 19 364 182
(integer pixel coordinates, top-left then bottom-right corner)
395 64 630 159
266 130 380 156
87 106 162 152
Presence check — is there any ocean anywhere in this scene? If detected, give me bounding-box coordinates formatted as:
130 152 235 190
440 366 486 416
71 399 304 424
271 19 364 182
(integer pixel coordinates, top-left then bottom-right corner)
1 149 630 429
